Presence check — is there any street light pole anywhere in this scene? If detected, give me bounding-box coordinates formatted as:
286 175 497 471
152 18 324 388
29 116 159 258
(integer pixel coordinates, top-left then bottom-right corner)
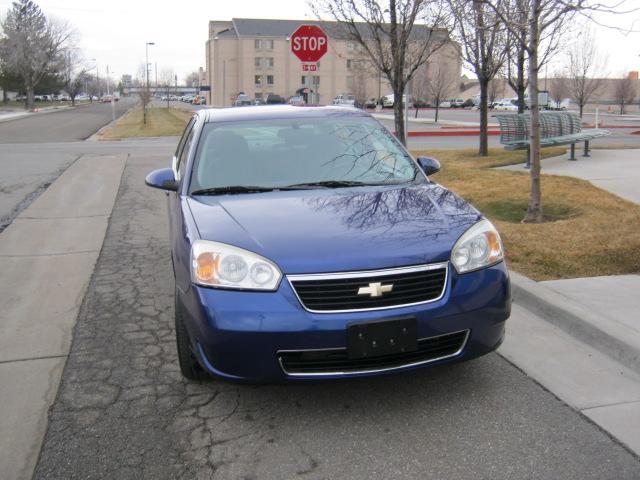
106 65 115 121
144 42 155 124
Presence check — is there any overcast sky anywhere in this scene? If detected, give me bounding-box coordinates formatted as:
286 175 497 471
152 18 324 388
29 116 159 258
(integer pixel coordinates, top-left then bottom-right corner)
0 0 638 84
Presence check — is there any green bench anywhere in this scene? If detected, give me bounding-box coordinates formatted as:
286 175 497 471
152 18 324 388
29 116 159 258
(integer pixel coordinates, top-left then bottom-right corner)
493 111 610 167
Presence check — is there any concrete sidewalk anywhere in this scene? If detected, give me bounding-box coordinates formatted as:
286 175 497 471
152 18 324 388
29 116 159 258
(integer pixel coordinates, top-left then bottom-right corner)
495 147 640 455
0 154 126 480
501 148 640 204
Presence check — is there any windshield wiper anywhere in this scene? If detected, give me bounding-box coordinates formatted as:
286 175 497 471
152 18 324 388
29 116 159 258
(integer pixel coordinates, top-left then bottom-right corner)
191 185 276 195
281 180 374 189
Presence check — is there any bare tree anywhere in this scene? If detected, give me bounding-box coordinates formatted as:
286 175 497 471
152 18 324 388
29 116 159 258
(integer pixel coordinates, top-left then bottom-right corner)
159 67 175 108
0 0 73 110
313 0 452 145
448 0 507 155
61 48 88 105
483 0 612 223
426 62 455 122
184 71 200 87
567 27 604 117
488 76 506 103
614 73 636 115
548 71 568 108
411 64 429 117
348 59 371 106
505 21 528 113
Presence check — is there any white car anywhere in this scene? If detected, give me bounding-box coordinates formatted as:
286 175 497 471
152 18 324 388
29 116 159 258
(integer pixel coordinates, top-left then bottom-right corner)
493 101 518 112
382 94 412 108
332 94 355 106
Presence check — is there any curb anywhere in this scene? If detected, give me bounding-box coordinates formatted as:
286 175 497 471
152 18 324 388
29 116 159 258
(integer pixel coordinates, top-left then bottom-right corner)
510 271 640 375
86 103 138 141
407 130 500 137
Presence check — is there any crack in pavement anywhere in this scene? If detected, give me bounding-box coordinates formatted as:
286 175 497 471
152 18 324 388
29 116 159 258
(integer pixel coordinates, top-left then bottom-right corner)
32 153 640 480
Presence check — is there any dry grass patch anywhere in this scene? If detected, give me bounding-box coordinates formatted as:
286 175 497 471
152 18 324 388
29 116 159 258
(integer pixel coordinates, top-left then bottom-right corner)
101 106 192 139
413 148 640 280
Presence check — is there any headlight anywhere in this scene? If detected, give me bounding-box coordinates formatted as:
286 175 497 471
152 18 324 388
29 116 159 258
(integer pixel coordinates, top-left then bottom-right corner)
451 219 504 274
191 240 282 291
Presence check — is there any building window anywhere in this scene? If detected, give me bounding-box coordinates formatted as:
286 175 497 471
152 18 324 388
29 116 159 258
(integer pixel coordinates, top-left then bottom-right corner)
255 75 262 86
255 92 263 99
312 75 320 86
347 41 357 52
267 75 274 85
255 57 274 69
255 39 274 50
347 59 353 69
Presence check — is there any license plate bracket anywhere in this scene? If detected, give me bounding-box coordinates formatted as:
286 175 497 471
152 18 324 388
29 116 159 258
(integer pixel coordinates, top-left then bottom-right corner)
347 317 418 359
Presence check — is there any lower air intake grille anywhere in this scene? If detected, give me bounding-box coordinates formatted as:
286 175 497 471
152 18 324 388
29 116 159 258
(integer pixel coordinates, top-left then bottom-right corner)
279 330 468 376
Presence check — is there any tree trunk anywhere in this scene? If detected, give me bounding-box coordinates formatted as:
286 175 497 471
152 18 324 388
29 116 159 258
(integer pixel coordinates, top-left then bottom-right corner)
524 2 543 223
2 89 7 104
71 95 76 106
414 106 419 118
435 104 439 123
478 78 489 157
579 103 584 117
516 48 526 114
26 88 35 111
393 92 406 146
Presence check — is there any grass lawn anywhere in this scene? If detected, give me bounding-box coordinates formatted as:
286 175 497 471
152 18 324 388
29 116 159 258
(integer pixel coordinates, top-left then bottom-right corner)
101 106 192 139
414 147 640 280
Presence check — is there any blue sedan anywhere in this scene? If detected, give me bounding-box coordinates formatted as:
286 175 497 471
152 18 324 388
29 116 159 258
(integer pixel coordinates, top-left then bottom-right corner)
146 106 510 382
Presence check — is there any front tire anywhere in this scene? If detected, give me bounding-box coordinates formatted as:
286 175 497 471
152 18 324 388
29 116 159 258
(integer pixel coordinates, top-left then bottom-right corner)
175 286 210 381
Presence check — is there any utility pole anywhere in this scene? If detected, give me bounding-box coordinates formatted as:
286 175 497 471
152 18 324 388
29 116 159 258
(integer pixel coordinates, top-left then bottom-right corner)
106 65 115 121
144 41 154 124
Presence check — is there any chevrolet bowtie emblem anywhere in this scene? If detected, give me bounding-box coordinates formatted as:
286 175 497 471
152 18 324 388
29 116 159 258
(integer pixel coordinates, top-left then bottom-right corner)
357 282 393 298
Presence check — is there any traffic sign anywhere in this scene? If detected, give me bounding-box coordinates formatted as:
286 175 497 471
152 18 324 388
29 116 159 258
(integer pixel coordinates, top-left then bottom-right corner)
290 25 328 63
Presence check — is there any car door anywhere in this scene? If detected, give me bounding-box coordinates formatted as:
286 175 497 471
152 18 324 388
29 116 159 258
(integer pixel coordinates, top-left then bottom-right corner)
169 116 197 288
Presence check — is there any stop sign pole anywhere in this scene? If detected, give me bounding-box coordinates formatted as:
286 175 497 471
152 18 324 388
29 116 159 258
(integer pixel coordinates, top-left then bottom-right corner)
290 25 328 104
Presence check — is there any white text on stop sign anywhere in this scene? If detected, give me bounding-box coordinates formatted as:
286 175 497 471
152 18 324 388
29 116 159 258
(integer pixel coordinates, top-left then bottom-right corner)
293 36 326 51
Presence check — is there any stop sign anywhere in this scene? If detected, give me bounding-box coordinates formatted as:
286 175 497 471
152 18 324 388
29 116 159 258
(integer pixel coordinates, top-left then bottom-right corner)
290 25 328 63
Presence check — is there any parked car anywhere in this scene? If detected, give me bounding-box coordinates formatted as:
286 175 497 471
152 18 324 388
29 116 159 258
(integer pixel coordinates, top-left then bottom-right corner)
493 101 518 112
333 94 356 106
413 99 432 108
145 105 511 382
266 94 285 105
288 95 305 106
382 94 412 108
254 98 266 106
234 94 252 107
364 98 378 109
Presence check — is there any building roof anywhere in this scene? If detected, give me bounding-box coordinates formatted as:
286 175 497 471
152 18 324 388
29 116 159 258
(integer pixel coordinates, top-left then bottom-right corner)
213 18 448 41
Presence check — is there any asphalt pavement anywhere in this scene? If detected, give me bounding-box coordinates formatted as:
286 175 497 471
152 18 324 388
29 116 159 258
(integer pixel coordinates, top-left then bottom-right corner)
0 98 134 144
1 104 639 479
31 151 640 480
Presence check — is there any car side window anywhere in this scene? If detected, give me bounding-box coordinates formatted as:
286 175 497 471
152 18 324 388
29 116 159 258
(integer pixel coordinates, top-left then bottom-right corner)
175 118 196 180
178 129 194 181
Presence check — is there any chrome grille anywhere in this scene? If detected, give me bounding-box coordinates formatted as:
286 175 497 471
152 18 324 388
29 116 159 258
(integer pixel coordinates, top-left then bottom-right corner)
288 263 448 313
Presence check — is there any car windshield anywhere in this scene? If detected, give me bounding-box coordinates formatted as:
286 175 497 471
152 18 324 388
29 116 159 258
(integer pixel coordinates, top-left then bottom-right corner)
189 117 420 193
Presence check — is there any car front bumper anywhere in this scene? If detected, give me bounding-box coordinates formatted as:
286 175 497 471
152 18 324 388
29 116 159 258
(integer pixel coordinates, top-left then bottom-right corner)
179 262 511 382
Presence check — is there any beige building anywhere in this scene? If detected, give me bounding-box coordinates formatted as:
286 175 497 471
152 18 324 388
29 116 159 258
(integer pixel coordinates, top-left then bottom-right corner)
204 18 461 106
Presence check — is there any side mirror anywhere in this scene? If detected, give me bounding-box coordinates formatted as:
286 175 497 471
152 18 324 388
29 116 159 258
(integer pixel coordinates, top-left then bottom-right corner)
145 168 178 191
416 156 441 176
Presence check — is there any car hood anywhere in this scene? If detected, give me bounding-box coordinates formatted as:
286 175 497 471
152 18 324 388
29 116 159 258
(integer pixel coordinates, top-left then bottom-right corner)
187 184 481 274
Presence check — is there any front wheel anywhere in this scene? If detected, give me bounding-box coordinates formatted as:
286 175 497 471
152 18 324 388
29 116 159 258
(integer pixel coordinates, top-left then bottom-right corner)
175 286 210 381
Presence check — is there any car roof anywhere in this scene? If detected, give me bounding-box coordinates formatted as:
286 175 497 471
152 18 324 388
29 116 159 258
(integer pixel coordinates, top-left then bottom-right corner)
198 105 370 123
